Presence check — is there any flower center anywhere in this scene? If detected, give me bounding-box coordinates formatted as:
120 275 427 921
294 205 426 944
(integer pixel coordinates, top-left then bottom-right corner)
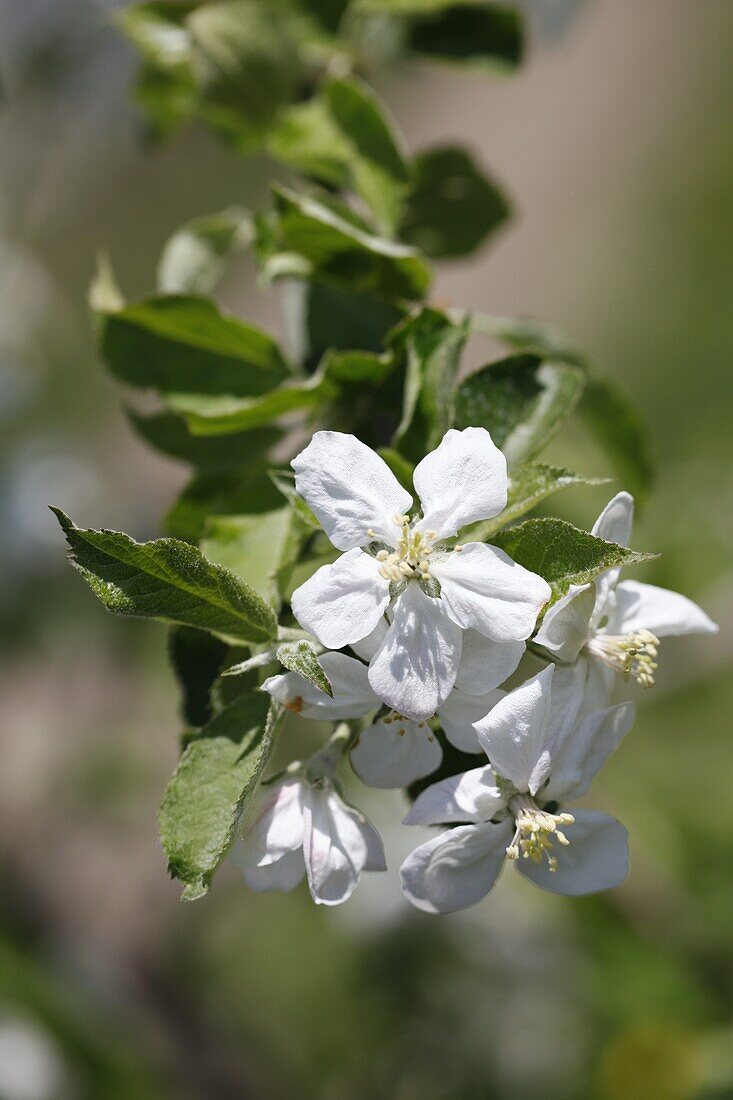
375 515 438 582
506 794 575 872
383 712 434 739
586 628 659 687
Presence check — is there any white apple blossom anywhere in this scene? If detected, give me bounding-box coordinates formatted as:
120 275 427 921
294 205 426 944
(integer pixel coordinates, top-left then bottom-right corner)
230 734 386 906
290 429 550 720
400 665 635 913
350 685 506 789
262 644 508 789
534 492 718 712
262 651 379 720
348 616 520 786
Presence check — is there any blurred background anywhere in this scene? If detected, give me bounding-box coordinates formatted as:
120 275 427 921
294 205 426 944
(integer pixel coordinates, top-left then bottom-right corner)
1 0 732 1097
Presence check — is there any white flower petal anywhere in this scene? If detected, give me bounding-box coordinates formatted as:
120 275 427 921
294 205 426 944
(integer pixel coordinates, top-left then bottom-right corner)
581 655 614 717
262 651 378 721
545 702 636 803
591 492 634 614
437 687 505 753
403 765 505 825
609 579 719 639
302 787 372 906
359 811 388 872
534 584 595 662
237 779 305 867
543 662 587 748
400 821 512 914
592 491 634 546
292 430 412 550
368 584 463 720
291 549 390 650
236 847 306 893
453 629 525 695
516 810 629 896
351 716 442 788
473 666 554 794
349 616 389 661
432 543 551 642
413 427 507 540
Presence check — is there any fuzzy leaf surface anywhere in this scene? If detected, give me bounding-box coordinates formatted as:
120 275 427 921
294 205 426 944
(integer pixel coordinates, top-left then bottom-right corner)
54 509 277 644
159 692 279 900
491 517 657 601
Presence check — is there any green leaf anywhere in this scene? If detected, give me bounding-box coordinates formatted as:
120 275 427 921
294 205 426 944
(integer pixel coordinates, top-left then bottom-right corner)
201 509 295 604
115 2 197 75
324 77 410 234
164 467 283 542
187 0 301 145
168 625 229 727
270 470 322 530
491 517 657 601
159 692 279 899
54 508 277 644
269 77 409 234
127 409 281 469
453 353 586 466
460 463 611 543
133 59 197 141
281 279 404 371
393 307 470 459
170 343 395 435
276 640 333 697
268 97 350 188
579 375 654 505
258 185 432 300
400 145 509 259
281 542 340 602
354 1 524 71
99 295 290 396
157 206 252 294
169 368 335 434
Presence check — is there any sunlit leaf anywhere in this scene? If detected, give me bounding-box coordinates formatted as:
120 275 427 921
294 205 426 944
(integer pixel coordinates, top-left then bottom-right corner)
159 692 280 899
276 640 333 697
201 509 295 603
157 206 252 294
491 517 657 602
453 353 586 465
460 463 610 543
257 186 432 300
393 308 470 459
54 508 277 644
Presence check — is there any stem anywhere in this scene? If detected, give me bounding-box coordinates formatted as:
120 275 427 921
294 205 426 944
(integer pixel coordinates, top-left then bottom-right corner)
221 650 277 677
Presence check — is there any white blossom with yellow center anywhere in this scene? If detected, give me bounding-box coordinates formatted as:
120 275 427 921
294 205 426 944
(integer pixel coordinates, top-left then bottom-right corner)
290 429 550 720
400 665 635 914
534 492 717 713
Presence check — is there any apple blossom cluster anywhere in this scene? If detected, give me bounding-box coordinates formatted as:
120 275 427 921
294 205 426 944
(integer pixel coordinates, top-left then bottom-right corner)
231 428 717 911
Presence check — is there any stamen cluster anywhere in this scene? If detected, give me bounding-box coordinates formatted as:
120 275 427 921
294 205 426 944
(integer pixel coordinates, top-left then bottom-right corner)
375 515 438 582
507 794 575 872
587 628 659 687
